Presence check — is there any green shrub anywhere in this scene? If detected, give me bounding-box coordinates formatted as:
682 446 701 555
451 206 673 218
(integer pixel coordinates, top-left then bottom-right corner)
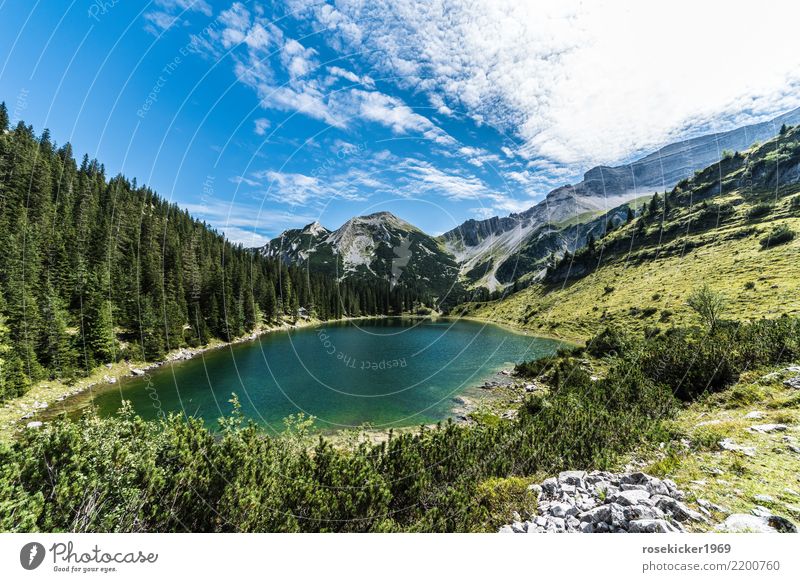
748 202 773 219
474 477 539 530
586 326 633 358
641 306 659 318
691 425 728 450
2 317 797 533
760 224 796 248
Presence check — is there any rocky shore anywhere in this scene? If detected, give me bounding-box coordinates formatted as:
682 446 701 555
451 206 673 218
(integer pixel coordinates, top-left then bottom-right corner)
499 470 797 534
451 368 545 422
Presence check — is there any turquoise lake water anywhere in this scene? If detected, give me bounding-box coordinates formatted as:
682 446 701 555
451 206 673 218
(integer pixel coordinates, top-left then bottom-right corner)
77 319 563 431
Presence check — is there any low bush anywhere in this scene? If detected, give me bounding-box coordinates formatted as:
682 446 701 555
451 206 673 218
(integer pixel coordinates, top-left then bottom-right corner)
3 316 797 533
760 224 796 248
747 202 773 219
585 325 633 358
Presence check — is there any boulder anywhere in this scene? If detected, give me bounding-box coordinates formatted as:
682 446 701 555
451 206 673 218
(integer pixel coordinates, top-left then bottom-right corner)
623 505 665 521
696 498 727 513
784 376 800 390
558 471 587 487
26 421 43 429
611 489 653 507
653 497 705 522
511 521 527 533
754 494 775 504
628 519 680 533
717 514 777 533
549 502 571 518
768 516 798 533
646 478 671 497
541 477 559 496
749 424 788 433
751 506 772 518
719 438 756 457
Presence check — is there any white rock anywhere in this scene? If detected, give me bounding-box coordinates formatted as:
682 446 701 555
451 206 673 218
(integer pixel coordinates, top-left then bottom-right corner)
131 368 146 376
719 438 756 456
749 424 788 433
784 376 800 390
612 489 653 507
751 506 772 518
716 514 776 533
654 497 705 522
628 519 680 533
26 421 43 429
549 502 571 518
511 521 527 533
697 498 727 513
753 494 775 504
558 470 587 486
744 411 765 419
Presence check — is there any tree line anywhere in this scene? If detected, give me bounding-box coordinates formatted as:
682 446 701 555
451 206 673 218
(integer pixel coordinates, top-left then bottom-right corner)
0 105 427 401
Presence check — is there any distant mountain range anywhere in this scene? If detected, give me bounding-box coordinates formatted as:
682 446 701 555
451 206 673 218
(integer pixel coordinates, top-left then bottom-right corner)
261 211 460 297
262 107 800 295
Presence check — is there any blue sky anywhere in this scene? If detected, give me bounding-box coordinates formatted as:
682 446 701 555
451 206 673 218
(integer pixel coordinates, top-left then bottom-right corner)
2 0 799 245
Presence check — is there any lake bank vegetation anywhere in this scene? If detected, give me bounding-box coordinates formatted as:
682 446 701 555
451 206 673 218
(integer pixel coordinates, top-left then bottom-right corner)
2 315 797 532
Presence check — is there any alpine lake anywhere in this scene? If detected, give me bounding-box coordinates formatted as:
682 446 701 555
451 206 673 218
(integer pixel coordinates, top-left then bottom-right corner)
52 318 564 433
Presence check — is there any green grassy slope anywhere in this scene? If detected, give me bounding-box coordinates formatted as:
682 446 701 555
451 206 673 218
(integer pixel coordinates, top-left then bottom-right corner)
461 128 800 341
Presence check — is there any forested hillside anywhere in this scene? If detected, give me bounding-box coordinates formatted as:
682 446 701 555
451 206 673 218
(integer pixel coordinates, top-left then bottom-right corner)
0 105 425 402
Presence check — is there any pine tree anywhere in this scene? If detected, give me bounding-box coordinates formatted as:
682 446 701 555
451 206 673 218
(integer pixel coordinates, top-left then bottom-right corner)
0 102 8 132
648 192 661 216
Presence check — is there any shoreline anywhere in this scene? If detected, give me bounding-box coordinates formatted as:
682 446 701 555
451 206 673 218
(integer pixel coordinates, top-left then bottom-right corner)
0 316 344 440
454 313 586 345
1 313 559 441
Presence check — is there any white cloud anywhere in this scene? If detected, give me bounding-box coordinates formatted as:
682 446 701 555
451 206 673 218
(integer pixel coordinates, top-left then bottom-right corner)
203 4 458 147
143 11 179 34
262 171 325 205
327 66 375 88
182 199 315 245
470 207 496 219
253 118 271 135
287 0 800 167
143 0 212 35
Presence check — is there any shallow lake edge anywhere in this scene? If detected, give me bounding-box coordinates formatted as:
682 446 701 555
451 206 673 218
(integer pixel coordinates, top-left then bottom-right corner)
22 315 568 436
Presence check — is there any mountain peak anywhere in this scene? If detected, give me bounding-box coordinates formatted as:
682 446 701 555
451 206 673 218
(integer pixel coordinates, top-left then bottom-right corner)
358 211 402 222
301 221 328 236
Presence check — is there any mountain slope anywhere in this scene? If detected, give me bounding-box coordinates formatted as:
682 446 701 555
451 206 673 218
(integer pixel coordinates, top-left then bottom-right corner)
262 211 461 298
463 124 800 339
441 107 800 290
